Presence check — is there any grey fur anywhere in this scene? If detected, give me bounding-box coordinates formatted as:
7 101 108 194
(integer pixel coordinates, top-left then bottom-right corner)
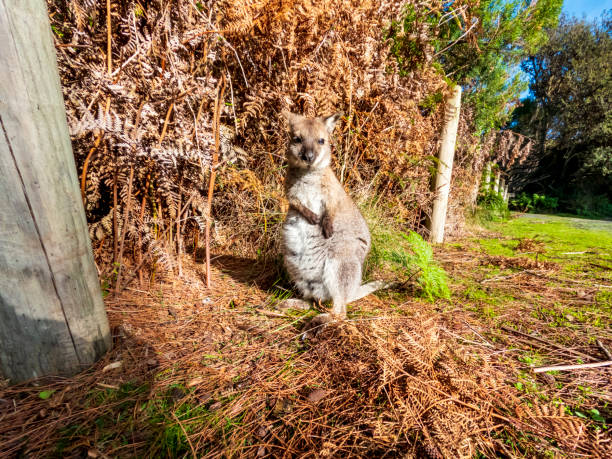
280 111 381 320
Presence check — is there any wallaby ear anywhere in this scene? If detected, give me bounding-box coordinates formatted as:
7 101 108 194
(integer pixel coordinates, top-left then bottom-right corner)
282 110 302 131
322 113 343 133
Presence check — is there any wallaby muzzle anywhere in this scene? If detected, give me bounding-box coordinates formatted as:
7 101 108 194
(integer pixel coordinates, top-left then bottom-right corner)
301 149 315 163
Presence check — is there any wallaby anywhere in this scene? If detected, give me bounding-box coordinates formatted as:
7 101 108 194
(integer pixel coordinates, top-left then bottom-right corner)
280 111 386 332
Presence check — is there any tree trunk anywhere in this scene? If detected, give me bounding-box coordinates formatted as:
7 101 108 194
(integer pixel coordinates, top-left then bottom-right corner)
0 0 111 383
429 86 461 244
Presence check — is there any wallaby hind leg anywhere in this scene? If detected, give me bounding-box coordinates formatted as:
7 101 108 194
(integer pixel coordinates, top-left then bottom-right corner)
324 258 361 317
347 280 391 303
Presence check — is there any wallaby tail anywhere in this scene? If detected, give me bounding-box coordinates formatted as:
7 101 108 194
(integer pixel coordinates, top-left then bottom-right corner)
348 280 396 303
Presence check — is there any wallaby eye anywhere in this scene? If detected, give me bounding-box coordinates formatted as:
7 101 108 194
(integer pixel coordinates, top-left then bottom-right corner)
318 138 325 145
293 136 302 144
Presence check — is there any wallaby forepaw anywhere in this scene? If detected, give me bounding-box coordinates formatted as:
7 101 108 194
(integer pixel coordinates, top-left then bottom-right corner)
301 313 335 340
304 209 320 225
289 203 320 225
297 206 320 225
321 215 334 238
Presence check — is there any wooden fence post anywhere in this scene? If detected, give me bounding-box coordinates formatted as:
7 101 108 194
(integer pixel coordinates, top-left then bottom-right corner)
482 162 491 193
493 169 501 194
429 85 461 244
0 0 111 383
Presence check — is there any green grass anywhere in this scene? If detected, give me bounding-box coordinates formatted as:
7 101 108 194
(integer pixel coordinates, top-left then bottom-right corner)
475 238 517 257
52 381 150 457
473 214 612 286
483 214 612 256
144 391 212 457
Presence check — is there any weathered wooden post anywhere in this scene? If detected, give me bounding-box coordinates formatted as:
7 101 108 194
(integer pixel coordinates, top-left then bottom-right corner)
499 177 506 198
492 169 501 194
482 162 491 193
0 0 111 383
429 85 461 244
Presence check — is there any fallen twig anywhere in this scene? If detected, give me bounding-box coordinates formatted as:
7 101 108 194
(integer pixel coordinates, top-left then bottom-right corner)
440 327 494 348
463 321 495 347
114 165 134 292
480 272 520 284
205 74 226 289
255 309 290 319
500 326 595 361
524 270 612 289
597 340 612 360
533 360 612 373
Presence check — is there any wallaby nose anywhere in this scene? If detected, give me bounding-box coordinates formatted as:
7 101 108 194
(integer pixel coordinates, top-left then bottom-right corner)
302 150 315 163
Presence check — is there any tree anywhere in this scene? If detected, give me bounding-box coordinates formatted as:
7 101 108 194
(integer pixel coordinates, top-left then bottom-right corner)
509 12 612 215
437 0 563 134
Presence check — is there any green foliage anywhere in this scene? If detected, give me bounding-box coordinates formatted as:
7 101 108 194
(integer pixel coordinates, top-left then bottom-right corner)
144 386 212 456
509 193 558 213
367 226 450 302
395 232 451 302
461 0 562 134
476 190 509 221
511 13 612 211
51 24 64 38
531 194 558 212
565 193 612 219
478 190 506 210
442 0 562 133
39 390 55 400
388 1 562 134
418 91 444 115
386 4 439 75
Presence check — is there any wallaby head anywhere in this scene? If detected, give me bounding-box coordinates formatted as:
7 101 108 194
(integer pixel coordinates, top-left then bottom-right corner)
282 111 342 170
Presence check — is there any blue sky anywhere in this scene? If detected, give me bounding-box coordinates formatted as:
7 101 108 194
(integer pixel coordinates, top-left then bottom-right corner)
562 0 611 21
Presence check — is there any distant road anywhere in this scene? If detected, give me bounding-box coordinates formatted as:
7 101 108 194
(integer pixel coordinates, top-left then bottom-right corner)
518 213 612 234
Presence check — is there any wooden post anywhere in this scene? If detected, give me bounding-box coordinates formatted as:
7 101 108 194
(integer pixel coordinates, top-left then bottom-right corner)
493 169 501 194
0 0 111 383
503 185 509 203
482 162 491 192
499 177 505 197
429 85 461 244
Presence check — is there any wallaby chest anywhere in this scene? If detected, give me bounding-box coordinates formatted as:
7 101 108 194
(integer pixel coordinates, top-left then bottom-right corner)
286 170 327 216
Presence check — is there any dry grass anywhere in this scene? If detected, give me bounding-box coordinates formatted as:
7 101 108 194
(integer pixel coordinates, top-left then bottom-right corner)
48 0 486 287
2 4 610 456
2 243 611 457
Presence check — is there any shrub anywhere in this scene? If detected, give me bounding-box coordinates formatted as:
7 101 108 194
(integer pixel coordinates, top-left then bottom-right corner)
509 193 558 213
476 191 509 221
367 225 451 302
565 193 612 218
532 193 559 211
510 192 534 212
